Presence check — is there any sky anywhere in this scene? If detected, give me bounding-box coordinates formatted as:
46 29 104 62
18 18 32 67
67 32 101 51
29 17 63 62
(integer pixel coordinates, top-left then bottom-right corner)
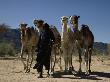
0 0 110 43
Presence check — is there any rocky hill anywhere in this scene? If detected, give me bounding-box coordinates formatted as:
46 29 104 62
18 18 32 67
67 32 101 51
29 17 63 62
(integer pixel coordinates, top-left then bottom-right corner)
93 42 109 55
0 29 21 51
0 28 109 55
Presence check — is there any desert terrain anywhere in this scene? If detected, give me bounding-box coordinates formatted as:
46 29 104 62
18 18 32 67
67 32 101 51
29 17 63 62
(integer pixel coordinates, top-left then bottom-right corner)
0 55 110 82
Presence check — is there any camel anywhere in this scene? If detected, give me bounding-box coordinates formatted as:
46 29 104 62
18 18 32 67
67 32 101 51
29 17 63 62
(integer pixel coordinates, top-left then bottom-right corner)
69 15 94 75
33 19 62 73
19 23 39 73
49 25 62 73
61 16 75 72
80 24 94 74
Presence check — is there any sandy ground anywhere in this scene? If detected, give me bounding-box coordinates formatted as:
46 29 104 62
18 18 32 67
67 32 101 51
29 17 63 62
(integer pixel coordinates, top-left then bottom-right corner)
0 56 110 82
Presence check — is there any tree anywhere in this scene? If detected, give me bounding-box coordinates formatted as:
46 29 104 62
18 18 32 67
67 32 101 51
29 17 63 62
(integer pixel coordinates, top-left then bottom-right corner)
0 23 10 32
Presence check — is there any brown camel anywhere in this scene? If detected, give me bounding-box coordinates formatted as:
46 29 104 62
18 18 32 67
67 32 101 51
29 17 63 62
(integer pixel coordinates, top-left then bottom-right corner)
69 15 94 75
19 23 39 73
80 24 94 74
50 25 62 73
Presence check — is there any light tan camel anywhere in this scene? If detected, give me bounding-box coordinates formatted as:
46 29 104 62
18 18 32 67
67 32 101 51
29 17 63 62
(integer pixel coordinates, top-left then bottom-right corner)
19 23 39 73
61 16 75 72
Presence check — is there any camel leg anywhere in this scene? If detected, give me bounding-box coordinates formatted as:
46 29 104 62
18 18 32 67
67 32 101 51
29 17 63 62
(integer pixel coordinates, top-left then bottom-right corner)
46 69 50 78
57 47 63 71
27 51 33 73
88 48 92 73
50 55 53 73
52 48 57 73
67 49 69 71
50 48 54 73
20 46 26 70
59 49 63 71
64 50 68 71
78 48 82 73
25 52 30 73
84 49 89 75
68 48 73 72
52 54 56 73
30 50 34 68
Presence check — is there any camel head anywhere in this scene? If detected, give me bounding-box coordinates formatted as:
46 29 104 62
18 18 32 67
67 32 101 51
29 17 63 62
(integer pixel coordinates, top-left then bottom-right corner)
69 15 80 30
19 23 28 37
61 16 68 25
19 22 28 30
80 24 90 32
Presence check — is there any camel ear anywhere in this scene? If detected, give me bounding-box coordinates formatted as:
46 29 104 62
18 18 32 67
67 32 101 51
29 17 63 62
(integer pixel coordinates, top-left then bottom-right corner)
67 17 68 20
19 24 21 27
78 16 80 18
82 24 85 27
25 24 28 27
69 16 71 19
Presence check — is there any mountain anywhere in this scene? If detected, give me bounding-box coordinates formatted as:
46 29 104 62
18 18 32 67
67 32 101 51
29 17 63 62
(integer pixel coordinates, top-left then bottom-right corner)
93 42 109 55
0 29 21 51
0 28 109 55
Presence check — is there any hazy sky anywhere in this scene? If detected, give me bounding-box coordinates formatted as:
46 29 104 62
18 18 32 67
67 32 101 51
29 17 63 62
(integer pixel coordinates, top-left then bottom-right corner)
0 0 110 43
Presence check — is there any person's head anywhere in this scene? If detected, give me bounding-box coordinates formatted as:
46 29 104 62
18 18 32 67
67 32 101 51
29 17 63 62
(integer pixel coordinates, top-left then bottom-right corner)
33 19 44 27
33 19 44 31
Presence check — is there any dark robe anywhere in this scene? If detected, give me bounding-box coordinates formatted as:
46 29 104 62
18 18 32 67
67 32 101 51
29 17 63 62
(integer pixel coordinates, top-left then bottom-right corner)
35 26 55 72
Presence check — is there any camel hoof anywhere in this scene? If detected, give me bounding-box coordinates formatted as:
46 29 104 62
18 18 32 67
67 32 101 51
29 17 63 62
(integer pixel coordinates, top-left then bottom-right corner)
85 72 90 75
69 66 75 71
46 74 50 78
48 74 53 78
25 69 30 73
51 68 54 72
77 69 82 74
24 66 27 70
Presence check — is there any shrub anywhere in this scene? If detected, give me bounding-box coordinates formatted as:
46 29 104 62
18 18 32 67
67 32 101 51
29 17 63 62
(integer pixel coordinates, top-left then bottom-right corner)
0 42 16 57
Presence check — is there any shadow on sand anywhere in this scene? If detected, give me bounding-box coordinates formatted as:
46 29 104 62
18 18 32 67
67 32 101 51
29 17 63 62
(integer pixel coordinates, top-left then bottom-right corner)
51 71 110 80
91 71 110 78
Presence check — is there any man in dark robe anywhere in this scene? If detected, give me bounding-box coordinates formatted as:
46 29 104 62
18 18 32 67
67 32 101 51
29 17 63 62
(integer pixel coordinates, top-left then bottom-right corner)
33 20 55 78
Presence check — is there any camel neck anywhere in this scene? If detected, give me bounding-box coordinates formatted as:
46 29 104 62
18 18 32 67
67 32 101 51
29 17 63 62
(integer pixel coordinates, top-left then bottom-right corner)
61 23 68 41
62 23 67 32
72 23 78 31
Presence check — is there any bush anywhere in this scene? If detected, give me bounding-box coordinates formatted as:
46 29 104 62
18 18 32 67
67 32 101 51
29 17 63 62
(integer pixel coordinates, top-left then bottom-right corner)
0 42 16 57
